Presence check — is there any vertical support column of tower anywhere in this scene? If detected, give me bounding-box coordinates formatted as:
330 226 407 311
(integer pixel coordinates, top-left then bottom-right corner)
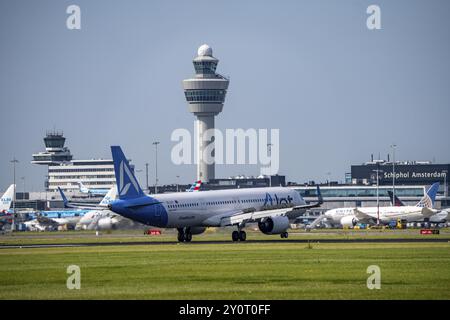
182 44 229 182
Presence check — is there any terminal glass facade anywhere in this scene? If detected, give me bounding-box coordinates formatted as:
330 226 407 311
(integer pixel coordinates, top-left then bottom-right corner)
295 186 427 198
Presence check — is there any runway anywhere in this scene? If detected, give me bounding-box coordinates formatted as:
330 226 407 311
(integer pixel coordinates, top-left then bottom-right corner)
1 237 449 249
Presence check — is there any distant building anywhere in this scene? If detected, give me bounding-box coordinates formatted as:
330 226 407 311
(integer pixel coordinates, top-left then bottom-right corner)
351 160 449 196
47 159 116 192
292 184 449 211
31 130 133 192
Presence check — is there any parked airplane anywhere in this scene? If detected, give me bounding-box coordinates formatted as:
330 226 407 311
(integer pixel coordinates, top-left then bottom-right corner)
69 186 131 230
388 191 404 207
107 146 322 242
0 184 15 227
187 180 202 192
78 181 109 196
24 209 88 231
0 184 15 213
388 190 448 224
313 182 440 228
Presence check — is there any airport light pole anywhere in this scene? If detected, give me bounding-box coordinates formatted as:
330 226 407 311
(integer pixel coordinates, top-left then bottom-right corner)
391 144 397 201
10 158 19 232
145 163 149 194
373 161 383 226
176 175 180 192
136 169 143 187
152 141 160 194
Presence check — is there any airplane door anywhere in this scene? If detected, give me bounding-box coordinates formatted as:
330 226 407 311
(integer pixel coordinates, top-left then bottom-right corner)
197 198 206 211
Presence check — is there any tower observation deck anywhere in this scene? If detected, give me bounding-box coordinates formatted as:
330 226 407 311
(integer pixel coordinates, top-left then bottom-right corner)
182 44 229 182
31 130 73 165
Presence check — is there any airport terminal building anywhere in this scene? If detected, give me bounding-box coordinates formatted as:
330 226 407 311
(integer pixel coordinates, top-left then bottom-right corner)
31 131 126 192
351 160 449 191
295 160 449 212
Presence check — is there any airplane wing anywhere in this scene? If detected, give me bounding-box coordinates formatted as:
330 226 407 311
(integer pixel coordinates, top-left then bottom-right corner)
352 208 376 221
421 207 439 218
58 187 107 210
36 215 59 227
218 207 306 227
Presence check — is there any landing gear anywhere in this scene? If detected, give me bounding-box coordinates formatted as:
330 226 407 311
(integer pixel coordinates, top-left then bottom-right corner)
177 227 192 243
232 230 247 242
185 232 192 242
280 232 289 239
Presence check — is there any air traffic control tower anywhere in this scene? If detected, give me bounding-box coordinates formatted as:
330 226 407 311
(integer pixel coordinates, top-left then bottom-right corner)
182 44 229 182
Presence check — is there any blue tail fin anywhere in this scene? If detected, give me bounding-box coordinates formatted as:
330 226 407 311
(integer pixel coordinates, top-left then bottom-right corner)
111 146 144 200
416 182 440 208
57 187 69 208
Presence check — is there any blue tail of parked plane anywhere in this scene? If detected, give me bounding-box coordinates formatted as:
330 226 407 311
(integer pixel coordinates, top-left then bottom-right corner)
111 146 145 200
416 182 440 208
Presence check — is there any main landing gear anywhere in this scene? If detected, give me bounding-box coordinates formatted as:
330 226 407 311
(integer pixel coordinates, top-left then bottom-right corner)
280 232 289 239
177 227 192 243
232 230 246 242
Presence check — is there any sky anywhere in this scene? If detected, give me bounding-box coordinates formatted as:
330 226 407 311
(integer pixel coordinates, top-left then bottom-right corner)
0 0 449 191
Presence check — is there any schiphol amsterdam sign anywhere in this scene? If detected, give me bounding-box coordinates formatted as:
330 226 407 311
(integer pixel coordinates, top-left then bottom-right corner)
383 170 447 180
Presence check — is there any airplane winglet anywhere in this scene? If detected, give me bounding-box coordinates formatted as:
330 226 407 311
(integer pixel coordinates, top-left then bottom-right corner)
58 187 69 208
317 185 323 205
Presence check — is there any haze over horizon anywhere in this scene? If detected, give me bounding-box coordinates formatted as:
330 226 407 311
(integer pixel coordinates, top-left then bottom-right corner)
1 0 449 191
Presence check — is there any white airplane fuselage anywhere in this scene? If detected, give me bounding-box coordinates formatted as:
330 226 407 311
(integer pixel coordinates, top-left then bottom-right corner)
325 206 433 225
116 187 306 229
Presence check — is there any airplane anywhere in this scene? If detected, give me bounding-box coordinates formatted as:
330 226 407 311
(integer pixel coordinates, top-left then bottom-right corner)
77 181 109 196
68 186 131 230
312 182 440 228
388 190 448 224
107 146 322 242
62 179 204 231
0 184 15 227
24 209 88 231
0 184 15 213
59 186 116 230
187 180 202 192
387 191 404 207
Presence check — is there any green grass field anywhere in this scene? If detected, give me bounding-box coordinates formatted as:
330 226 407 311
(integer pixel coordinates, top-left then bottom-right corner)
1 228 449 245
0 240 449 299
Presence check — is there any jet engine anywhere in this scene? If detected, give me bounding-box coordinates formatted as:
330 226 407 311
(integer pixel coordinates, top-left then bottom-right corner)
97 217 120 230
258 216 290 235
340 216 358 227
